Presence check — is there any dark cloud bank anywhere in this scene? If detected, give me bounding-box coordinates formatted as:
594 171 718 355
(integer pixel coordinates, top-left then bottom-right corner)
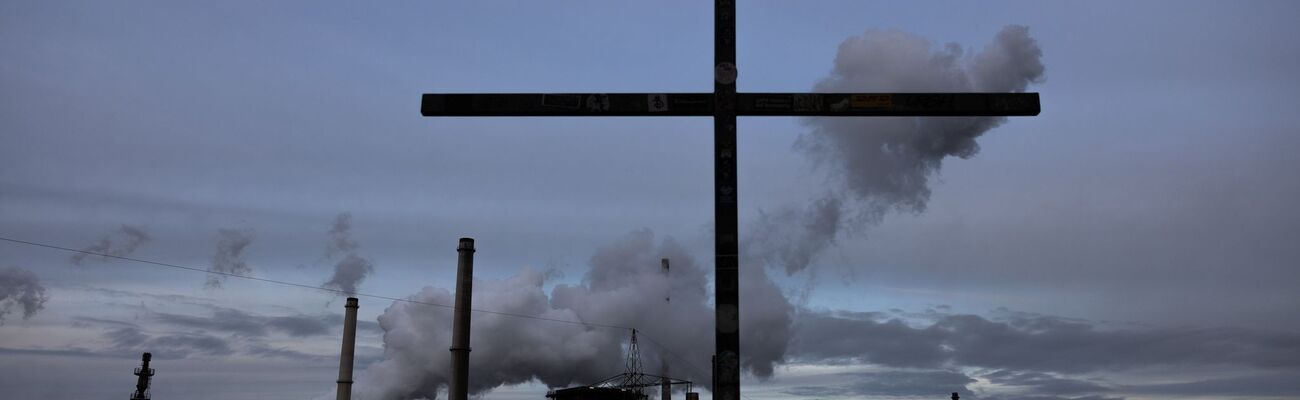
64 301 379 362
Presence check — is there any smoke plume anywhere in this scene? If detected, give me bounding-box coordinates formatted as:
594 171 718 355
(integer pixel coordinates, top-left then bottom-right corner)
0 266 49 324
354 229 794 400
69 224 151 265
326 212 360 259
325 254 374 296
206 228 254 288
757 25 1045 275
322 213 374 296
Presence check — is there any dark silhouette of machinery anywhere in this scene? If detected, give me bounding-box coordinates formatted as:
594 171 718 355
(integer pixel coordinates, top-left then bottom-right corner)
130 352 154 400
546 330 695 400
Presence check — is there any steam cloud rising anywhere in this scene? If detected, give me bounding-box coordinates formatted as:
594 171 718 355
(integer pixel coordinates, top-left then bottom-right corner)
70 224 151 265
322 213 374 295
207 228 254 288
753 25 1045 275
0 266 49 324
354 230 793 400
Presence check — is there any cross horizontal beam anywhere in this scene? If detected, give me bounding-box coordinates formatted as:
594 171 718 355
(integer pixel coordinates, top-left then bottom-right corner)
420 93 715 117
420 92 1039 117
737 92 1040 116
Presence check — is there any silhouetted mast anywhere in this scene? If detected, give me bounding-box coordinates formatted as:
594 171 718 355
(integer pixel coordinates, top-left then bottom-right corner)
449 238 475 400
130 352 153 400
660 258 671 400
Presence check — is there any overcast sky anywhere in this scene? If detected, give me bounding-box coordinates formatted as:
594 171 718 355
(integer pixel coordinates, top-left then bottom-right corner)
3 1 1299 400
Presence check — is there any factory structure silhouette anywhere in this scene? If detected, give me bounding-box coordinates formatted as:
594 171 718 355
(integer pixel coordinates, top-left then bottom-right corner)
124 238 700 400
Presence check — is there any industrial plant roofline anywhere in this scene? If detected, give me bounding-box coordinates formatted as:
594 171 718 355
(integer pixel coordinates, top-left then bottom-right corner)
547 386 647 400
589 372 693 391
546 372 693 400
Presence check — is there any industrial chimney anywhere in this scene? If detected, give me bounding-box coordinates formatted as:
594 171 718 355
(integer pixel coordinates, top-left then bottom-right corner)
336 297 359 400
130 352 153 400
449 238 476 400
660 258 671 400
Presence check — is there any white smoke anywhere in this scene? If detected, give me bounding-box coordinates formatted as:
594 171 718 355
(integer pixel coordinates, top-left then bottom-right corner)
206 228 254 288
353 229 794 400
70 224 151 265
755 25 1045 275
0 266 49 324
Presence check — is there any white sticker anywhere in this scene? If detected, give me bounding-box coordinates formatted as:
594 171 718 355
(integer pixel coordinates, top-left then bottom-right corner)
648 94 668 112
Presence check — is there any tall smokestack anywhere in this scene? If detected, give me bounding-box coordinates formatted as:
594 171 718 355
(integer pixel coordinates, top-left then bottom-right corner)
660 258 670 400
336 297 359 400
130 352 153 400
450 238 476 400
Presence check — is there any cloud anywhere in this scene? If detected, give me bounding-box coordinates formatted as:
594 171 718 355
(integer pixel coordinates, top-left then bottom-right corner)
246 344 330 362
150 306 334 338
982 370 1113 395
105 327 234 358
206 228 254 288
72 285 209 305
0 266 49 324
268 315 332 337
783 370 975 398
790 309 1300 373
979 396 1124 400
69 224 151 265
1123 372 1300 398
756 25 1045 276
152 308 269 337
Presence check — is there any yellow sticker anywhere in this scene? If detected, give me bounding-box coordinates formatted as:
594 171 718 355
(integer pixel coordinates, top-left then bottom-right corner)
850 94 892 108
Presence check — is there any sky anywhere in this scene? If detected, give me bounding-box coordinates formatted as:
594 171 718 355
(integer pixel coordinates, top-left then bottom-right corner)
2 1 1299 399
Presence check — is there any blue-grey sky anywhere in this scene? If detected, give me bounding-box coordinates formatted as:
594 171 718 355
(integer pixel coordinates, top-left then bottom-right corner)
3 1 1299 400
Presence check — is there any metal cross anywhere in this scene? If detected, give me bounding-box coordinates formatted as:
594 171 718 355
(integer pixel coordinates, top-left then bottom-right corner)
420 2 1039 400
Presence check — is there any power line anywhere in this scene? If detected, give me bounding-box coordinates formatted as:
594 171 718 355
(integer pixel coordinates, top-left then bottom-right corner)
0 236 632 331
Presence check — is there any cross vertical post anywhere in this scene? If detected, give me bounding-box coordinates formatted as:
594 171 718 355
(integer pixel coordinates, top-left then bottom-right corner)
712 2 741 400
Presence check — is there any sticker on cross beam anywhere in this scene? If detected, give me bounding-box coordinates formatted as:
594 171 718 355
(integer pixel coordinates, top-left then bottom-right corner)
753 95 792 110
648 94 668 112
715 62 737 85
541 94 581 109
585 94 609 112
851 94 892 109
793 94 822 111
829 97 850 112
